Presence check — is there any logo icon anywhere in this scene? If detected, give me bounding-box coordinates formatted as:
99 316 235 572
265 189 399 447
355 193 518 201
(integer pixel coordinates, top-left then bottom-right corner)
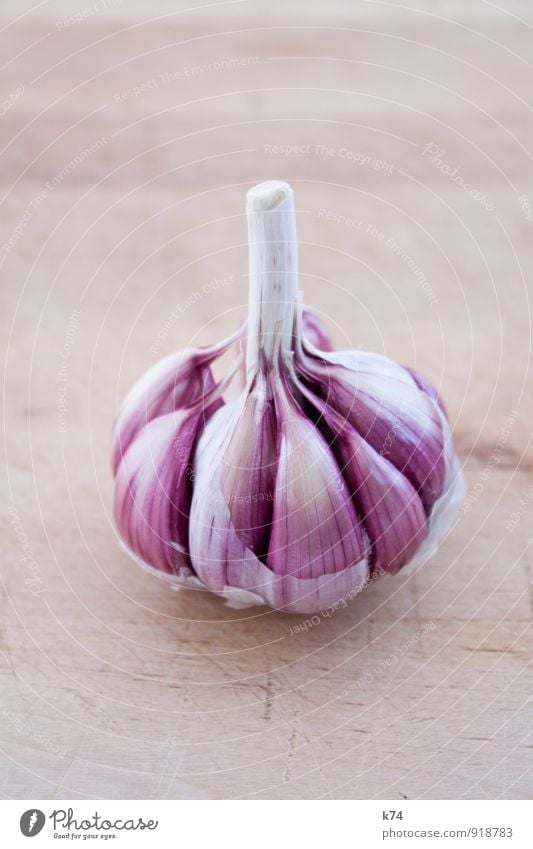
20 810 46 837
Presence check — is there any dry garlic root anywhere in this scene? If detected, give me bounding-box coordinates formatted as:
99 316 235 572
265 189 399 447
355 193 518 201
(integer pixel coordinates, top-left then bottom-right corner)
112 181 465 614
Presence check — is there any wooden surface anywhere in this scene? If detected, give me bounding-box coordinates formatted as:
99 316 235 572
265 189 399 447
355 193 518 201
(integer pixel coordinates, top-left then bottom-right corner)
1 0 532 800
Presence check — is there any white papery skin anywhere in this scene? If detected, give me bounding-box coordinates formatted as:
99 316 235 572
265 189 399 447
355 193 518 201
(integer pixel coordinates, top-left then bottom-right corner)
187 361 464 612
188 377 371 613
112 180 465 614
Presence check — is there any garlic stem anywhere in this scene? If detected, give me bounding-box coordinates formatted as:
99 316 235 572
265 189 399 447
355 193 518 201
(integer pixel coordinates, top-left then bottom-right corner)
245 180 299 380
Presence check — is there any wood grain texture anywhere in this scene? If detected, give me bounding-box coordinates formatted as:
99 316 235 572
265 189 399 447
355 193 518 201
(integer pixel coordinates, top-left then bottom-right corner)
1 0 532 799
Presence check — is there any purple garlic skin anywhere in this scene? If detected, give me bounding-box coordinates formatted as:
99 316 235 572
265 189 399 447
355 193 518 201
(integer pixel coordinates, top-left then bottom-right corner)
112 181 465 614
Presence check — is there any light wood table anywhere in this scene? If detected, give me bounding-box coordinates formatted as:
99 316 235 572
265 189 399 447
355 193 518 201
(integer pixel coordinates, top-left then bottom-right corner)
1 0 532 799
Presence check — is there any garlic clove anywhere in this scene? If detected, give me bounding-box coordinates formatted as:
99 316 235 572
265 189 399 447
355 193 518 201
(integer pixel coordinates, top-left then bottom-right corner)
188 374 371 612
211 377 277 553
114 394 222 575
114 412 194 574
297 346 447 510
286 358 431 576
267 377 368 580
188 378 276 578
188 406 257 592
111 349 212 475
111 330 241 475
323 409 427 574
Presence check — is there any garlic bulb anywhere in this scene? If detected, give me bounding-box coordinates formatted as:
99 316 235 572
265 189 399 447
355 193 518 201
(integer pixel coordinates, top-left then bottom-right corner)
112 180 465 614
